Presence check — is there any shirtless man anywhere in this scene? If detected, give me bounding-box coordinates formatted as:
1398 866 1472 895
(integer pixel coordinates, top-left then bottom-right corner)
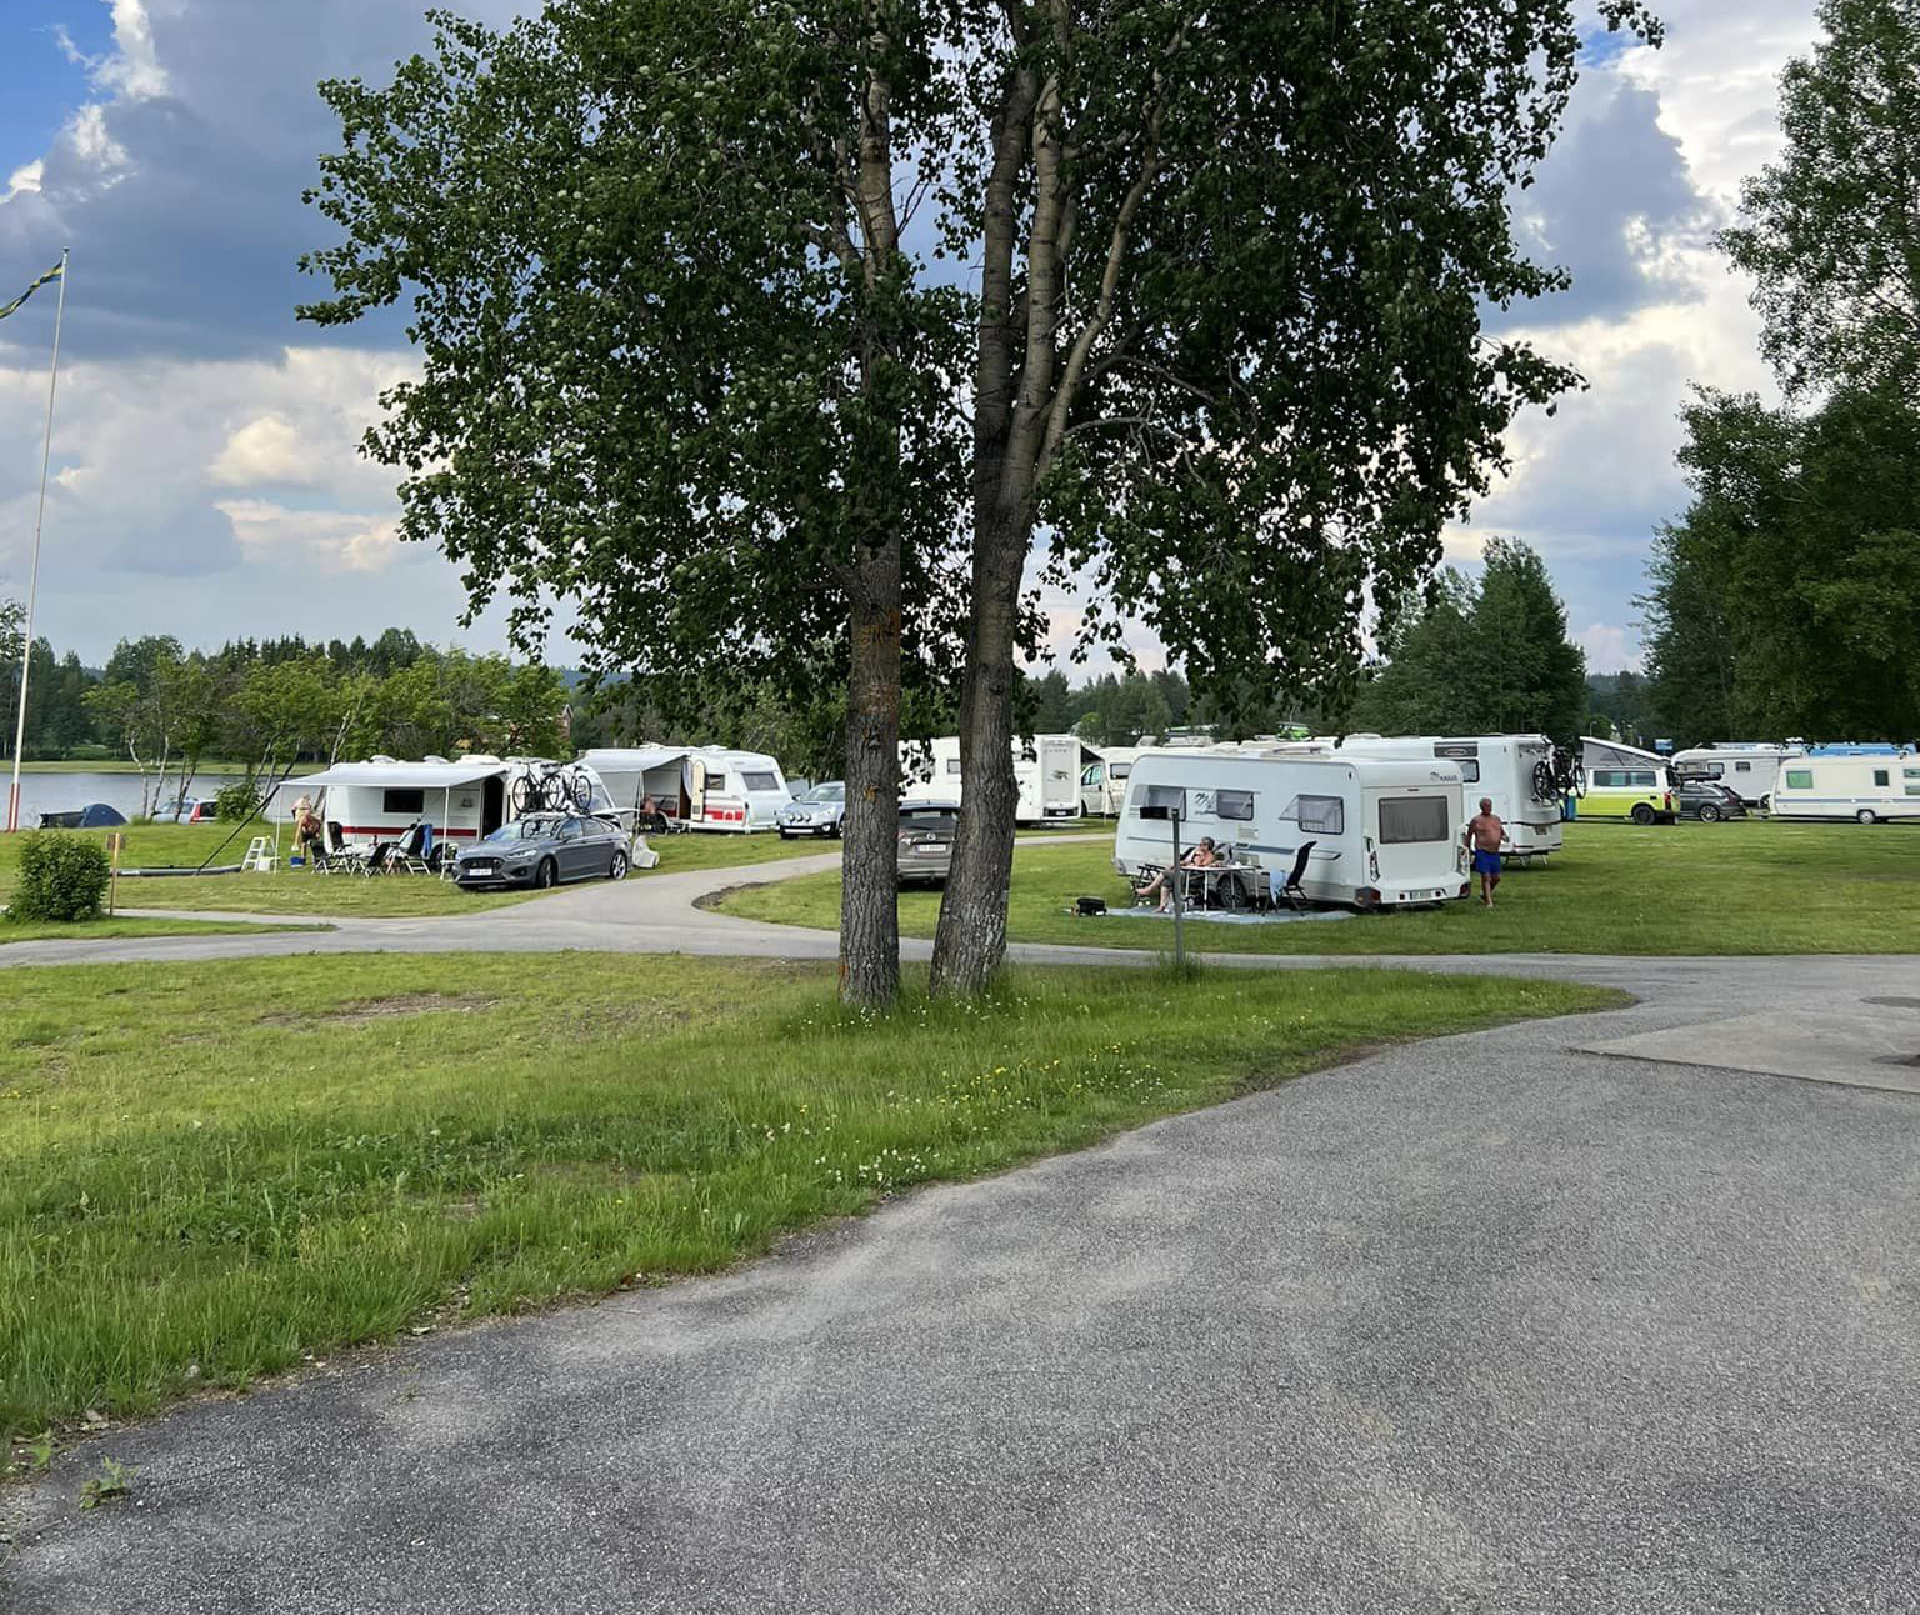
1464 797 1505 908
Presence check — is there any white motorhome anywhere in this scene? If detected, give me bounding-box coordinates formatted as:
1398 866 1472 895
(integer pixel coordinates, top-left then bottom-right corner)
1670 744 1794 808
1769 753 1920 824
1080 747 1142 816
1113 750 1469 909
579 745 792 832
903 734 1086 823
1325 735 1565 857
287 756 616 852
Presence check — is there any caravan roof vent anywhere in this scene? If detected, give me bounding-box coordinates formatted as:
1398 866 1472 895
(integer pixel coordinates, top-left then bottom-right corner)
424 754 450 765
370 754 397 764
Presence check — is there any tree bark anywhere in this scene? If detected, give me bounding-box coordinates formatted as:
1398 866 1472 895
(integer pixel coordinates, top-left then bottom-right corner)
929 509 1026 996
839 536 903 1008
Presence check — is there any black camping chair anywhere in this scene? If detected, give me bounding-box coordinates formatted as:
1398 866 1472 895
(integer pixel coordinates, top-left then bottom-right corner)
1275 841 1316 910
314 820 368 876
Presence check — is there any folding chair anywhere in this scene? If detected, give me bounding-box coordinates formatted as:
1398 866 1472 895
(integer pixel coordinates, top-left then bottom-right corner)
314 820 369 876
388 821 433 875
1273 841 1317 910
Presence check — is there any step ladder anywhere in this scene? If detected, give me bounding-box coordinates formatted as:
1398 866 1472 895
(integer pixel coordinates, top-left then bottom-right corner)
242 836 278 873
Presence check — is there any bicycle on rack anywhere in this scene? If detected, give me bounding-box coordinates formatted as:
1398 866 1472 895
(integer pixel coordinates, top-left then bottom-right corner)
509 763 598 819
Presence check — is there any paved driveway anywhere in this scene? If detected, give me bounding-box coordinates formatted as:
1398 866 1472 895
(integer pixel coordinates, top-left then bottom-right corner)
4 851 1918 1612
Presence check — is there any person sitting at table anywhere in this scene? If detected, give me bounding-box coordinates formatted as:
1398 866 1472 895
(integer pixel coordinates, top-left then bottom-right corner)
1133 837 1220 912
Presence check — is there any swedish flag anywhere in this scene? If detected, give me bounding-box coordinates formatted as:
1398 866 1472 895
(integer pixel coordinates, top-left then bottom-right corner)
0 262 64 322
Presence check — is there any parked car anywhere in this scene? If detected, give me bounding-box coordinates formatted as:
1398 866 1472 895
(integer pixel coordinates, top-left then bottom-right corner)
1579 766 1675 824
776 781 847 839
897 800 959 887
153 796 219 824
1674 780 1747 822
454 815 628 890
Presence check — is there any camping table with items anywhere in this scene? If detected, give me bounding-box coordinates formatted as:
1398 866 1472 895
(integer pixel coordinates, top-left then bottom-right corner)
1178 861 1266 911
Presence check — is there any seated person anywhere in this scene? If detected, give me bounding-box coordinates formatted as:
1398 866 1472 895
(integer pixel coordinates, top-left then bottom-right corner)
1133 837 1221 912
637 793 671 835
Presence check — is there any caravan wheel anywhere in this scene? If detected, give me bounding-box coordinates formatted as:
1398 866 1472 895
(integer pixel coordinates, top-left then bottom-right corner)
1857 808 1878 825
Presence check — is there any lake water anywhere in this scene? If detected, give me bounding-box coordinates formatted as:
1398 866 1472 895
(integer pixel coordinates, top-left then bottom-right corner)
9 771 260 825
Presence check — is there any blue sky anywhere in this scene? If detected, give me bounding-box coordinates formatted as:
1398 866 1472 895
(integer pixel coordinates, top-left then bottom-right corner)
0 0 1822 672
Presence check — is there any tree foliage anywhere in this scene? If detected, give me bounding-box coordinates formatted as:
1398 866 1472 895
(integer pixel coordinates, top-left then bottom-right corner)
1640 387 1920 743
1350 539 1586 742
1721 0 1920 395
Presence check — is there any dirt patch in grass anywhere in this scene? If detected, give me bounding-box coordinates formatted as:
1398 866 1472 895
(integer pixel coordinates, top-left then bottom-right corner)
258 993 498 1028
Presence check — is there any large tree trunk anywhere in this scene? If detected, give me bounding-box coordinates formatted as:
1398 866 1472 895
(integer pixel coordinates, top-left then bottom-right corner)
930 512 1026 996
839 538 903 1008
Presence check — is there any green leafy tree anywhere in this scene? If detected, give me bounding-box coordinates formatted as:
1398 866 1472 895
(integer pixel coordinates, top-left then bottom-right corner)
1720 0 1920 395
1351 541 1585 741
302 0 1656 1000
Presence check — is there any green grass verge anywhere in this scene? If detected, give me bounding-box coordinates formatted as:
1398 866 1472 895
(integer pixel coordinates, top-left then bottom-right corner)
0 917 321 945
0 952 1618 1437
714 817 1920 955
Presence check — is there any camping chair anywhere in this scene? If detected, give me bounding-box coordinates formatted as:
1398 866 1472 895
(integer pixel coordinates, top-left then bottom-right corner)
1273 841 1317 911
387 821 433 875
313 821 368 876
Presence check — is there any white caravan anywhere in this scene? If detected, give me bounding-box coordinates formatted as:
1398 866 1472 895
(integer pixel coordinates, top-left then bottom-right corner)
903 734 1086 823
1769 753 1920 824
288 756 616 852
1080 747 1142 816
1325 735 1565 857
1113 750 1469 909
579 745 791 832
1670 744 1795 808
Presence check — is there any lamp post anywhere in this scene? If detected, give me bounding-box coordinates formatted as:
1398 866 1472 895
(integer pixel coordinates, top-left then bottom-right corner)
1138 803 1185 972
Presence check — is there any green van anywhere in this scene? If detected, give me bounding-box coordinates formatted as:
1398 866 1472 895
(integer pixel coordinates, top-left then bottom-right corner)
1580 766 1675 824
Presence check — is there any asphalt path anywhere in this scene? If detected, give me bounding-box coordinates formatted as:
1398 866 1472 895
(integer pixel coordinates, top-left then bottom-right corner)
4 845 1918 1612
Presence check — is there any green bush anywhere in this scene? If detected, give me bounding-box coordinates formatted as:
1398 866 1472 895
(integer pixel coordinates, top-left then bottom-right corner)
215 783 258 823
7 833 112 923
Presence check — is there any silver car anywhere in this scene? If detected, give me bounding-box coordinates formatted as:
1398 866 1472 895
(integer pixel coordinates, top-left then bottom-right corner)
455 815 629 890
776 781 848 839
897 800 959 887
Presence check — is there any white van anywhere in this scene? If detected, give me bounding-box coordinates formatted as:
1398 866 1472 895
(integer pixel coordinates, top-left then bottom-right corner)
1770 754 1920 824
1327 735 1565 857
1113 750 1469 909
904 734 1085 824
1080 747 1141 817
1671 744 1794 809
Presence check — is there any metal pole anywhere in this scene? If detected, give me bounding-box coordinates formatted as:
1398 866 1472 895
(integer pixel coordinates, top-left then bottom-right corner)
7 249 68 832
1170 808 1184 972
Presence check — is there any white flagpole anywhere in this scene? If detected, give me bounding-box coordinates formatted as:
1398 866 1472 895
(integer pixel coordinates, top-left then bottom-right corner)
7 248 68 834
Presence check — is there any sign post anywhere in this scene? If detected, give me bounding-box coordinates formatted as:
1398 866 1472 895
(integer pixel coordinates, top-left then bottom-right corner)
1138 804 1185 973
106 831 125 916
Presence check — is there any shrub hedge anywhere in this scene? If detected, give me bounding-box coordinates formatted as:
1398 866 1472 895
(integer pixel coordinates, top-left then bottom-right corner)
8 832 112 922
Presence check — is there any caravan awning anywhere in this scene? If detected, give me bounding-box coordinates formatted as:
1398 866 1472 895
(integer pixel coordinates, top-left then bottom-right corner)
578 747 690 773
288 762 509 792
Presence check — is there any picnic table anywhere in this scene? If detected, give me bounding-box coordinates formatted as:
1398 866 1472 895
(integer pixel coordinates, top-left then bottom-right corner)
1176 861 1266 911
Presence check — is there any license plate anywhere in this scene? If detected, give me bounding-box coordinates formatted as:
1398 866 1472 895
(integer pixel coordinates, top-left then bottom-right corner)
467 861 497 874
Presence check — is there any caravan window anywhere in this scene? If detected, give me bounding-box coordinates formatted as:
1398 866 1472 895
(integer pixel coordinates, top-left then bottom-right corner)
1216 789 1255 822
382 788 427 815
1455 761 1481 783
1786 769 1814 789
1629 770 1657 787
1140 784 1186 817
1733 761 1750 773
1283 794 1345 835
1379 796 1451 844
741 771 779 792
1109 762 1132 779
1873 769 1891 788
946 758 963 775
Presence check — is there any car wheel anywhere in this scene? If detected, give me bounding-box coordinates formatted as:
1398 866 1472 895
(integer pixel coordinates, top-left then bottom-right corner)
830 819 843 839
1630 803 1656 825
608 850 627 881
1699 804 1721 822
1759 795 1771 813
1857 808 1878 825
534 858 557 890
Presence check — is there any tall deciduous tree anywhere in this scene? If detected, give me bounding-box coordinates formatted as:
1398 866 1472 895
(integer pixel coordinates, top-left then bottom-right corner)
1720 0 1920 395
303 0 1655 999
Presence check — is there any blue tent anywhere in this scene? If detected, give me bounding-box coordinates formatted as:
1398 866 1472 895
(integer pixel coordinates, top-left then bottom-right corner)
38 802 128 829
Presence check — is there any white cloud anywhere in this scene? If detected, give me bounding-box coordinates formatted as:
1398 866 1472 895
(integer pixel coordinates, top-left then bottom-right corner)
209 414 313 487
1576 622 1639 673
215 498 403 574
3 161 43 203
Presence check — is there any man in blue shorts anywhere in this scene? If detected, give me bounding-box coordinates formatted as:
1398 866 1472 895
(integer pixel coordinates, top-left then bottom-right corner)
1464 797 1505 908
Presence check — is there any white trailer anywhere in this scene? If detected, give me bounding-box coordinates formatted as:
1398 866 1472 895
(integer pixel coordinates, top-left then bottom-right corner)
1113 750 1469 909
1770 754 1920 824
1079 747 1143 816
1670 744 1794 808
1325 734 1565 857
903 734 1086 824
287 756 616 852
578 745 791 832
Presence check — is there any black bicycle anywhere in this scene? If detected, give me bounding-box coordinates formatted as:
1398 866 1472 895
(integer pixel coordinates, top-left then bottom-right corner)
509 764 597 818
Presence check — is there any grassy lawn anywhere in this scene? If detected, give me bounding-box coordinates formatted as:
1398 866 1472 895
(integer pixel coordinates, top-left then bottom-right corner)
0 953 1618 1438
714 818 1920 955
0 916 320 945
